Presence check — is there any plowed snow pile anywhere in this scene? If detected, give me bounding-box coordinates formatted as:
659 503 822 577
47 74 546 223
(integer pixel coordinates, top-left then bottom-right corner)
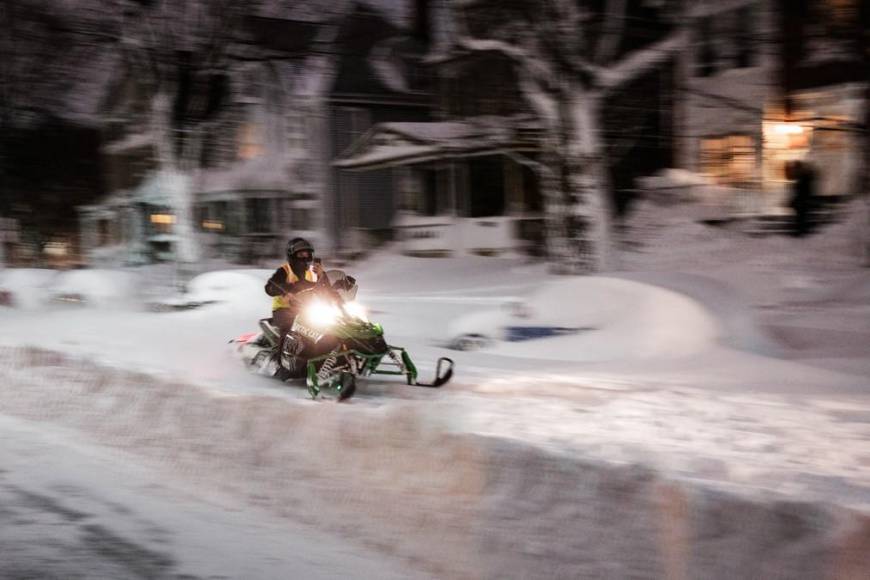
2 346 869 579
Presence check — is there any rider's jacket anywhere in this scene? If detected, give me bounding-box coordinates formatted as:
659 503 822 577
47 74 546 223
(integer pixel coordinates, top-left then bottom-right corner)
265 262 317 311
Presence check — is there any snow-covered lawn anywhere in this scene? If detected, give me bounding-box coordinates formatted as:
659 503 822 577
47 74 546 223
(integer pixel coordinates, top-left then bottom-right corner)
1 213 869 578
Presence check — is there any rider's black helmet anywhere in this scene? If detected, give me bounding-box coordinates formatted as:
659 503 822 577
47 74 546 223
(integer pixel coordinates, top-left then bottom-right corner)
286 237 314 278
287 237 314 260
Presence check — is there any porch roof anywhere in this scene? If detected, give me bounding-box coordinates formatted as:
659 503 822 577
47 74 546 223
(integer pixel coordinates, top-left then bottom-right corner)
334 114 542 171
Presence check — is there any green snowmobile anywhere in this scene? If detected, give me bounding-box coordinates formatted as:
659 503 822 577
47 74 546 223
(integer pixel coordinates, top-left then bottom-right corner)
233 271 453 401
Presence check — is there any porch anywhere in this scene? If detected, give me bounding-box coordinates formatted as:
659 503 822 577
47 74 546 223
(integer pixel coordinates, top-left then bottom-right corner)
335 115 545 256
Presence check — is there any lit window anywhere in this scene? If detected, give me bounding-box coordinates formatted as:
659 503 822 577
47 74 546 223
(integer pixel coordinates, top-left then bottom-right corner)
700 135 756 189
238 123 263 160
149 213 175 235
149 213 175 225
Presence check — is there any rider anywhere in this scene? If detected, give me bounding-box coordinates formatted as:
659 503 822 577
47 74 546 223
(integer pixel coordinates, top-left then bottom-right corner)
265 237 326 368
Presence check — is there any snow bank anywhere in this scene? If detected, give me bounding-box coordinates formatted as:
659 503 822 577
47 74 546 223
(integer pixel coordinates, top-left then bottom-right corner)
50 269 139 308
157 270 265 309
619 200 870 374
449 277 720 362
1 347 868 580
0 268 138 310
0 268 57 309
357 249 546 295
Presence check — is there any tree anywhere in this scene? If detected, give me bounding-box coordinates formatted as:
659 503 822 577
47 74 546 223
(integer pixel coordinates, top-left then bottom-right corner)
115 0 246 264
858 0 870 265
450 0 694 273
0 0 117 265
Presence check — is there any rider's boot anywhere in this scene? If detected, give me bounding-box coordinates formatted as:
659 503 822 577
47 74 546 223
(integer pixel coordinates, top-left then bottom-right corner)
280 332 306 379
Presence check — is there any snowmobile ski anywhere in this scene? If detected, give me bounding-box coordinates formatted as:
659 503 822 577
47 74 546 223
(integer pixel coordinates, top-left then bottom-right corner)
412 357 454 388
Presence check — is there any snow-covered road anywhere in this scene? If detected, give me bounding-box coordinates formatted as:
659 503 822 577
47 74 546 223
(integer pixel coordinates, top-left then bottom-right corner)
1 235 870 578
0 415 431 580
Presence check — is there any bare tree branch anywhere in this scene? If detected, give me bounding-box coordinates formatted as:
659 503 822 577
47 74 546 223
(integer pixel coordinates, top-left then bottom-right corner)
515 67 558 131
497 147 555 179
599 26 690 92
454 34 555 85
452 1 558 90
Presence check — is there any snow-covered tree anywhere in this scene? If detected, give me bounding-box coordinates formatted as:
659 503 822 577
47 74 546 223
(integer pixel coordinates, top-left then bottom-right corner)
116 0 249 264
450 0 693 273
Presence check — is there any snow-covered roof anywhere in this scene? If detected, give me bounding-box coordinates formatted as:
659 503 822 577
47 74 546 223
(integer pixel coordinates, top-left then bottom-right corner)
135 170 192 206
195 156 295 194
335 143 443 169
335 115 542 170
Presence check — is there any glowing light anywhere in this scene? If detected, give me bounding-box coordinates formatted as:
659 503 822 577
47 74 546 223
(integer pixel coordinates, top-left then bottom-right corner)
43 242 68 257
343 301 368 322
305 299 340 328
202 220 224 231
773 124 804 135
150 213 176 225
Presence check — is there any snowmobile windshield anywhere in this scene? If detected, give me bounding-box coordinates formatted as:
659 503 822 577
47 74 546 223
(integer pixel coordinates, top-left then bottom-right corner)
326 269 358 301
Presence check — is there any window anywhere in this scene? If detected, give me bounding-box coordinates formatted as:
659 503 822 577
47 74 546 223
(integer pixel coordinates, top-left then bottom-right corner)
803 0 858 62
812 116 849 151
148 209 175 234
291 207 313 230
237 122 263 160
196 205 209 231
700 135 756 188
246 198 273 233
819 0 859 29
468 157 506 217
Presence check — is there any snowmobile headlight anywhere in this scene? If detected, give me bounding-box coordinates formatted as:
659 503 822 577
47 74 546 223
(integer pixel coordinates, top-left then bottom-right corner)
305 299 340 328
343 301 368 322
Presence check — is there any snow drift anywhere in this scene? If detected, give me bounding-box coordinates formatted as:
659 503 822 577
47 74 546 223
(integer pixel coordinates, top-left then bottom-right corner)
449 277 720 362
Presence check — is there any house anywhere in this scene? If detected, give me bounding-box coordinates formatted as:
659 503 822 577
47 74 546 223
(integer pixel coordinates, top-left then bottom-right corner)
191 15 331 264
335 0 676 257
80 4 433 265
674 0 866 217
335 1 546 257
325 2 432 254
80 15 328 266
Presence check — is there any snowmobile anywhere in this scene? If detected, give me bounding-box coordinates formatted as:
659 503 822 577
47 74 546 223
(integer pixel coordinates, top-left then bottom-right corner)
231 270 453 401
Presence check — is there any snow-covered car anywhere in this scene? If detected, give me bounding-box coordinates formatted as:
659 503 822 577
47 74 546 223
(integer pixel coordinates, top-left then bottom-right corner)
48 269 139 308
148 270 264 311
447 299 584 351
0 268 59 309
447 277 719 362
